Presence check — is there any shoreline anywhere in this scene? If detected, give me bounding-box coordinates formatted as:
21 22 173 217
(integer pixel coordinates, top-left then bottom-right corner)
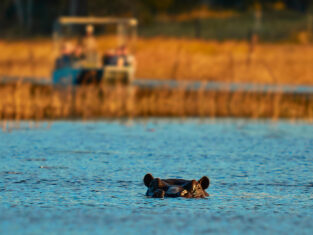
0 82 312 120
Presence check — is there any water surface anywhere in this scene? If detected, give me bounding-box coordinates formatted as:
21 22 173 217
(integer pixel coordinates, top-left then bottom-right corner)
0 119 312 234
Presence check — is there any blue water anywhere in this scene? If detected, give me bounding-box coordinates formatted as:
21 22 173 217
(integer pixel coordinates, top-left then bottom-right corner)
0 119 312 235
3 76 313 94
134 79 313 94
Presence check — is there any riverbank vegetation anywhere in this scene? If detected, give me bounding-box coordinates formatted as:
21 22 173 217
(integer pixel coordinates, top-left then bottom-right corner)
1 83 312 121
1 1 312 121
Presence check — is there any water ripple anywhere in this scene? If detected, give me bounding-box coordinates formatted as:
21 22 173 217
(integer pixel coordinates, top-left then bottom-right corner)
0 119 312 234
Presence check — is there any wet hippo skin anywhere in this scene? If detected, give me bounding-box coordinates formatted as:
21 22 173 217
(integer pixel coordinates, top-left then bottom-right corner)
143 173 210 198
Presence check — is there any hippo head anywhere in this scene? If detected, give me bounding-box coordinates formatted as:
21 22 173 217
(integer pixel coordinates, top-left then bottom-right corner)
143 173 210 198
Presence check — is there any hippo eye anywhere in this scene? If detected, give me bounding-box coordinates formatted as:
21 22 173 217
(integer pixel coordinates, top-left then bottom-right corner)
191 184 201 194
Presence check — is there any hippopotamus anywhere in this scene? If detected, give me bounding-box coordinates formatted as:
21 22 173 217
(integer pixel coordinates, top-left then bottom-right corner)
143 173 210 198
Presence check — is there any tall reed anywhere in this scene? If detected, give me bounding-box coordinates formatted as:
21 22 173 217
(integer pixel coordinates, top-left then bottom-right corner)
0 82 312 121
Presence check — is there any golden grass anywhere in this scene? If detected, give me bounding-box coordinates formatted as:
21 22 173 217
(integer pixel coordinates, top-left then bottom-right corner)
0 83 312 121
0 37 312 120
0 37 313 85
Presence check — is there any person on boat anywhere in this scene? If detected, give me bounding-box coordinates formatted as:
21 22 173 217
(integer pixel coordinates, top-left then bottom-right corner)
103 46 125 67
103 49 117 66
71 42 85 67
120 45 135 67
116 46 125 67
83 24 99 66
55 41 74 69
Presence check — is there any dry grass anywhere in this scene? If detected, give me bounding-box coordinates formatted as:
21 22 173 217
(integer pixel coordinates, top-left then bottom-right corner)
0 37 313 85
0 82 312 121
135 38 313 85
0 37 312 120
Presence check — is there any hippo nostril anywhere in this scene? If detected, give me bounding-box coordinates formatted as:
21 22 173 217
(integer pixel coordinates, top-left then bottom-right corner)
180 190 188 196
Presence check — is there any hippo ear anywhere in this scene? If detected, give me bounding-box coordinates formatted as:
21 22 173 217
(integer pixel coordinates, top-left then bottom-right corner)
143 173 154 187
199 176 210 189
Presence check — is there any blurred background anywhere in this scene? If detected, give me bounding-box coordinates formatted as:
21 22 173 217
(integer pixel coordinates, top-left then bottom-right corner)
1 0 312 39
0 0 313 120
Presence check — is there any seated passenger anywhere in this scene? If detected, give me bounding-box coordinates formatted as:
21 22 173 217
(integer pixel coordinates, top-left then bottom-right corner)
71 44 85 67
103 49 117 66
116 46 125 67
120 45 135 67
102 46 134 68
55 42 74 69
